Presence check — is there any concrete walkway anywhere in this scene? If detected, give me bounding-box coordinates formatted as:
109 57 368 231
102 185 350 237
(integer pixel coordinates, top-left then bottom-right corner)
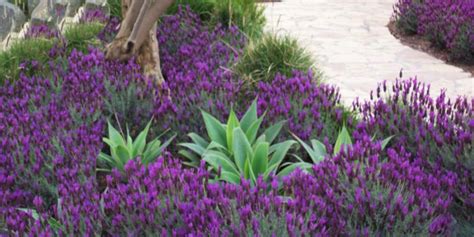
263 0 474 104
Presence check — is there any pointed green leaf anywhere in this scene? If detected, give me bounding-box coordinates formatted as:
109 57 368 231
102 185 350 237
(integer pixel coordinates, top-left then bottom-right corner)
245 159 257 185
334 126 352 155
219 171 241 184
292 133 319 163
107 121 125 147
202 110 227 147
179 143 206 156
245 116 263 144
203 150 239 174
268 140 296 168
114 145 131 169
240 99 258 132
188 133 209 148
263 163 279 179
232 127 252 173
264 120 286 144
226 108 240 152
179 150 200 167
277 162 312 178
207 141 229 153
98 152 115 167
310 139 328 159
103 138 116 148
381 135 394 150
252 142 269 176
132 120 151 158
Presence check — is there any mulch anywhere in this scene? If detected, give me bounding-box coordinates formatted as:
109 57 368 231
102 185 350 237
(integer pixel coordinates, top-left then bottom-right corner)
387 20 474 76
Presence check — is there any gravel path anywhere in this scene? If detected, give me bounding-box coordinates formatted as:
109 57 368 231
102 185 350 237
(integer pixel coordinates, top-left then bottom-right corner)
263 0 474 105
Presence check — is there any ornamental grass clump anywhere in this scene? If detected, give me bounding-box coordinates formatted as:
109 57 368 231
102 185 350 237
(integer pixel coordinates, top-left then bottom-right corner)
353 78 473 232
236 34 316 86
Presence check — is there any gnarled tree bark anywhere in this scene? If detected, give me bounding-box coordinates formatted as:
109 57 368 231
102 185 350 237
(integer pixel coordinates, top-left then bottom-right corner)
105 0 174 84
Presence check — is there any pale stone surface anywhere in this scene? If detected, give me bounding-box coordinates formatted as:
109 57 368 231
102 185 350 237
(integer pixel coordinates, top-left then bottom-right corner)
0 1 26 41
263 0 474 105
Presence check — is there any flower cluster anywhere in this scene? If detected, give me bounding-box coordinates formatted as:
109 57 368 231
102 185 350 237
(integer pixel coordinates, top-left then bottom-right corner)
255 71 345 143
284 137 455 235
24 24 59 39
0 47 145 234
353 78 473 224
2 5 472 236
103 155 290 235
79 8 109 24
102 137 454 235
393 0 474 61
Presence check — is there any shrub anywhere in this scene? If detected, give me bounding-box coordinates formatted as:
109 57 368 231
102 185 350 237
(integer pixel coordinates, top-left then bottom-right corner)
102 156 304 235
236 34 316 86
393 0 474 61
285 138 455 235
254 71 352 144
0 49 111 235
64 23 105 53
99 120 175 173
179 100 297 184
393 0 423 35
353 78 473 232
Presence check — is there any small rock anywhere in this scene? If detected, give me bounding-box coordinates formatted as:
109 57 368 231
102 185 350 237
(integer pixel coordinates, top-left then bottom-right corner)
0 1 26 41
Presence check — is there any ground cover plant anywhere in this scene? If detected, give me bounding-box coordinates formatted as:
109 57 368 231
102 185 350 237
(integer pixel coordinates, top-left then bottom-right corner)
393 0 474 62
1 2 473 236
236 34 316 87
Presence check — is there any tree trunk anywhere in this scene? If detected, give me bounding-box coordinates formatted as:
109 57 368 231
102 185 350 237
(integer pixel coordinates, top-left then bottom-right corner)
105 0 174 84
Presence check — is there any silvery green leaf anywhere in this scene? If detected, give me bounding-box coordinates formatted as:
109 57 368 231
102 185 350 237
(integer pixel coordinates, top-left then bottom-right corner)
233 127 252 173
334 126 352 155
240 99 258 132
202 110 227 147
264 120 286 144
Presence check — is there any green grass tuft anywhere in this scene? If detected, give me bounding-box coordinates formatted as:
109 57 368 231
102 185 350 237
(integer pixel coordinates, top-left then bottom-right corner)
0 38 56 85
64 22 105 53
235 34 317 86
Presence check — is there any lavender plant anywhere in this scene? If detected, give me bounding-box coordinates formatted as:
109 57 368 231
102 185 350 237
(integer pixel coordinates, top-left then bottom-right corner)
353 78 473 231
393 0 474 61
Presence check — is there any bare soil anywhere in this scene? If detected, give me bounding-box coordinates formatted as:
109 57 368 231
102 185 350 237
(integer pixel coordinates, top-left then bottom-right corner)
387 20 474 76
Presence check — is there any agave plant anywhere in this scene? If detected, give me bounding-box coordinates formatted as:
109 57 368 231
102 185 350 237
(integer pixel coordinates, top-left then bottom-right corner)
98 120 176 173
281 127 393 177
179 100 297 185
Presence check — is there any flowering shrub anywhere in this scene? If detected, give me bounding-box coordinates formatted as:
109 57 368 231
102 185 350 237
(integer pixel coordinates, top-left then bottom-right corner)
2 4 471 236
284 137 455 235
353 78 473 230
101 137 454 235
393 0 474 61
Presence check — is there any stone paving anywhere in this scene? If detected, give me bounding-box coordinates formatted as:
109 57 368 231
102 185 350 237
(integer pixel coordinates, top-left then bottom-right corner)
262 0 474 105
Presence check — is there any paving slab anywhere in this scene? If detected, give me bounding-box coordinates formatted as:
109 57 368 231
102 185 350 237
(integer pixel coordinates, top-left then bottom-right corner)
263 0 474 105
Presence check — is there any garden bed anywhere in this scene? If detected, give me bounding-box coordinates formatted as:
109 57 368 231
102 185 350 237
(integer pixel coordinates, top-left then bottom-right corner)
388 20 474 76
391 0 474 75
1 0 473 236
